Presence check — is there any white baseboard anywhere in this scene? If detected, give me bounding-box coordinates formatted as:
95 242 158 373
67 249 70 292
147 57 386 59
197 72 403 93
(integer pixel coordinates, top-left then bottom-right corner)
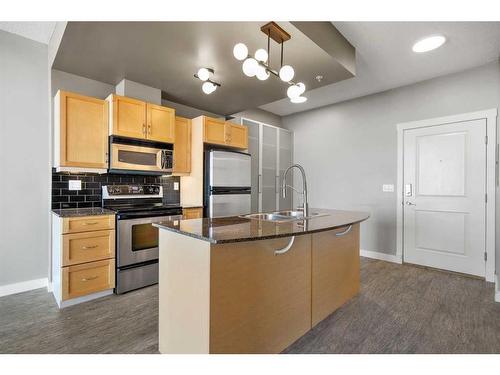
0 278 48 298
360 249 402 264
495 275 500 303
56 289 113 309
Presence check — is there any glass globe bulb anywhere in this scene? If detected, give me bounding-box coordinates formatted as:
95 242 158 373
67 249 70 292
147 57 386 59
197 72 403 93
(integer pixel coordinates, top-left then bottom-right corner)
296 82 306 94
290 96 307 103
254 48 268 63
242 58 258 77
256 66 270 81
233 43 248 61
279 65 295 82
197 68 210 81
287 84 301 99
202 82 216 94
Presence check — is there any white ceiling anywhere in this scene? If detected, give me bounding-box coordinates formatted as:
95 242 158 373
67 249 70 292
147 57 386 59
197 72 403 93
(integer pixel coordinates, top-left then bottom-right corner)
0 21 56 44
260 22 500 116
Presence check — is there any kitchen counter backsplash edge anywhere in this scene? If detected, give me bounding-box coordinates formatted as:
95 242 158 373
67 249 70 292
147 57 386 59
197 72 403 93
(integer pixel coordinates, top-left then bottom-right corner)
51 168 180 210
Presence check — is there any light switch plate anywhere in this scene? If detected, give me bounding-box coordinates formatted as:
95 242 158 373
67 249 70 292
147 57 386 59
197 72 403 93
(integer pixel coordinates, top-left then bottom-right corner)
173 182 179 191
382 184 394 192
68 180 82 191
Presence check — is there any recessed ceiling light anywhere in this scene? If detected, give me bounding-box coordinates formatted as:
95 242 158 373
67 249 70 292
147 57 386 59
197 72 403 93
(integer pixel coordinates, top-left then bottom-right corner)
412 35 446 53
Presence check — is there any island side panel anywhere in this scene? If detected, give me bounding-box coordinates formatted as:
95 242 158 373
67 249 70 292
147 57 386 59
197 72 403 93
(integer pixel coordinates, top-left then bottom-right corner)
311 223 360 327
158 230 211 354
209 235 312 354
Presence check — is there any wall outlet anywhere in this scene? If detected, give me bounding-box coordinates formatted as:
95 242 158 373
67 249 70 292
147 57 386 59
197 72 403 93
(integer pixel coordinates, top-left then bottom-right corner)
173 182 179 191
382 184 394 192
68 180 82 191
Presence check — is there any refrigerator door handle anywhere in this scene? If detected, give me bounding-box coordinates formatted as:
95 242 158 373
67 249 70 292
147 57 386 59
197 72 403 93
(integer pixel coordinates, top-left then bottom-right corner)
258 174 262 194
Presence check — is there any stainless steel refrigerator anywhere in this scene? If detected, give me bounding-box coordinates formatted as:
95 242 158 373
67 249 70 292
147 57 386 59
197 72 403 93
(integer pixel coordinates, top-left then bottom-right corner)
204 150 251 218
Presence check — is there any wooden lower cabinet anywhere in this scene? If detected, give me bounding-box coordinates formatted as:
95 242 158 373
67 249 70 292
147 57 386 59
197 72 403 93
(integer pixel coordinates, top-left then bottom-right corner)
158 226 361 353
173 116 191 174
52 213 116 308
62 259 115 300
311 224 360 326
62 229 115 266
210 236 311 353
182 207 203 219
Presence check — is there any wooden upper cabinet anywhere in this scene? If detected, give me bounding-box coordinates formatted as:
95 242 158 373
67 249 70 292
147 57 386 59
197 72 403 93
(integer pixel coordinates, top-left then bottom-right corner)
147 103 175 143
107 94 147 139
202 116 248 149
226 122 248 149
173 116 191 174
107 94 175 143
54 90 109 171
203 116 227 146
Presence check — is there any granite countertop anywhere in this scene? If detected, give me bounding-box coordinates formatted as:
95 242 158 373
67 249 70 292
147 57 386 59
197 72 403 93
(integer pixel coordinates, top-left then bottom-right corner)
52 207 116 218
153 209 370 244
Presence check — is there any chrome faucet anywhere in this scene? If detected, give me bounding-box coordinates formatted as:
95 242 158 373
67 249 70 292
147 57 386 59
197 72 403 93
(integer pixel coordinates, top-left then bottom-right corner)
281 164 309 218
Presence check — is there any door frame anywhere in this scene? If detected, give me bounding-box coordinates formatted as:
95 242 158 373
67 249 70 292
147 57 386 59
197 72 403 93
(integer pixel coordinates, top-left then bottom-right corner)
396 108 497 282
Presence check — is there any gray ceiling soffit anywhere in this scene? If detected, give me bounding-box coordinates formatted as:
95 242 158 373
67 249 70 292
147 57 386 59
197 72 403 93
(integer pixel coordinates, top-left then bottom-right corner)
53 22 356 115
290 22 356 75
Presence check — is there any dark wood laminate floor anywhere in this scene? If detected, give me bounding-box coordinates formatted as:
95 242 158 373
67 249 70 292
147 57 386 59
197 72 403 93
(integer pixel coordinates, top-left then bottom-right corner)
1 258 499 354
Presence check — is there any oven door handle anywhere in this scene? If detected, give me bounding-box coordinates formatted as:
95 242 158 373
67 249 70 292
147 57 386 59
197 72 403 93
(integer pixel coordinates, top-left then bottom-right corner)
117 211 183 220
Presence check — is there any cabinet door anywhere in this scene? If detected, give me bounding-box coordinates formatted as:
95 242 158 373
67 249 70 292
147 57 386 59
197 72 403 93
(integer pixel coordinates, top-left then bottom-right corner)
173 116 191 174
183 207 203 219
311 224 360 327
226 122 248 149
58 91 108 168
210 235 311 353
147 103 175 143
278 129 293 210
62 259 115 301
261 125 278 212
242 119 260 213
203 117 226 146
110 95 147 139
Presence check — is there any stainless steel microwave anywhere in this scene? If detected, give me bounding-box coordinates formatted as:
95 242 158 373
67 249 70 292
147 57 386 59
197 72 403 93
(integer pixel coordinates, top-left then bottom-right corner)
109 137 173 175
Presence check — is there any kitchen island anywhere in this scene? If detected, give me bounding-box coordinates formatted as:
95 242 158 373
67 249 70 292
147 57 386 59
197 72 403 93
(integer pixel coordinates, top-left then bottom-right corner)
154 208 369 354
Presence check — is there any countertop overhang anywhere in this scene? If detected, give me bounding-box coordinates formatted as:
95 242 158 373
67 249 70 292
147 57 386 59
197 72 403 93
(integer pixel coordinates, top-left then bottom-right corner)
153 208 370 244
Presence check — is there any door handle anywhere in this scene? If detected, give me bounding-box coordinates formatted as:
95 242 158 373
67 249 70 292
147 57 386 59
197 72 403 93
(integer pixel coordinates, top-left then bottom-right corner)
148 124 152 135
405 201 416 206
274 236 295 256
258 174 262 194
81 276 98 282
82 245 98 250
142 124 146 136
335 225 352 237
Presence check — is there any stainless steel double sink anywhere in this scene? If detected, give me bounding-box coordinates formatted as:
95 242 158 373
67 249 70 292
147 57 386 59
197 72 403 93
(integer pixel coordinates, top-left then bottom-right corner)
241 210 328 223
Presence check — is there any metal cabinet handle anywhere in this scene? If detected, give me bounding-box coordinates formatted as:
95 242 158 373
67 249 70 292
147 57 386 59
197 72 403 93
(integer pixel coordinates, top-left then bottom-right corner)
143 124 146 135
274 236 295 256
82 245 98 250
335 225 352 237
81 276 98 282
148 124 152 135
405 201 416 206
84 222 98 225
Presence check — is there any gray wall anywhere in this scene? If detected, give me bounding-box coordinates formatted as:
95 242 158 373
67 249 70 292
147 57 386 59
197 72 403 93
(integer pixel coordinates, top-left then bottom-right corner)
52 69 114 99
283 61 500 271
232 108 283 128
0 31 49 286
161 99 222 119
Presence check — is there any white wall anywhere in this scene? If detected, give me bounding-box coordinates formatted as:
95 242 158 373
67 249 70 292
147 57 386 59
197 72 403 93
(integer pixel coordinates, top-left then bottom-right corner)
0 31 49 287
283 61 500 264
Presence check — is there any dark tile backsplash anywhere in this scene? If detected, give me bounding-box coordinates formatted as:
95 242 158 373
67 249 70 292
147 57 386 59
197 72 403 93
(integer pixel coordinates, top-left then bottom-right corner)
51 168 180 210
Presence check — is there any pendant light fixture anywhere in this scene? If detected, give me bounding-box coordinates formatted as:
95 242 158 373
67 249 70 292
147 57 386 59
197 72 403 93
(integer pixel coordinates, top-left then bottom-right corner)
233 22 307 104
194 68 221 95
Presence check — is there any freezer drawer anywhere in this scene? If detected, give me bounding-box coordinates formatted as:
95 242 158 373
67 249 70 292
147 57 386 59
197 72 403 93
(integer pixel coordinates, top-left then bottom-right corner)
209 193 251 218
210 150 251 188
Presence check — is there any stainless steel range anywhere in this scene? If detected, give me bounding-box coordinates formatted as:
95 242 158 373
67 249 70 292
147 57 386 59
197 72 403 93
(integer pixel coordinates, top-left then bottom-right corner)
102 184 183 294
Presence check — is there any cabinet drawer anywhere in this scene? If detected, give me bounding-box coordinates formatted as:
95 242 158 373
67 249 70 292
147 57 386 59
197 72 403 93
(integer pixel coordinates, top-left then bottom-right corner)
183 207 203 219
62 230 115 266
62 259 115 301
62 215 115 234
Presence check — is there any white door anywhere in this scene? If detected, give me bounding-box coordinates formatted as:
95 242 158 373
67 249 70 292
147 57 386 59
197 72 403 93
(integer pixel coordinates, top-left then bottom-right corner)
403 119 486 277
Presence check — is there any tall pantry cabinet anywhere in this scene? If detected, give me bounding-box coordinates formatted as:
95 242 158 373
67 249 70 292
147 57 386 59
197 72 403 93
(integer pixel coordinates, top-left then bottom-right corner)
241 119 293 213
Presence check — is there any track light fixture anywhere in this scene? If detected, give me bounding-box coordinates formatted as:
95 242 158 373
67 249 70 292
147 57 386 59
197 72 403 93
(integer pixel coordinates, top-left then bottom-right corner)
194 68 221 95
233 22 307 104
